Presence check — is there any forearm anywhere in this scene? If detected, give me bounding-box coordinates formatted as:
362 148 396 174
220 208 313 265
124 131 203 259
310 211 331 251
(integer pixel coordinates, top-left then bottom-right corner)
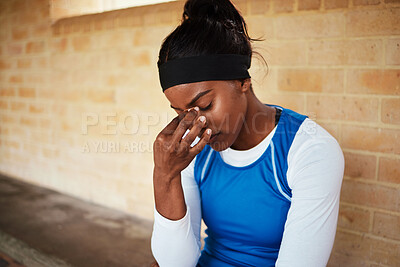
153 168 187 221
152 167 201 267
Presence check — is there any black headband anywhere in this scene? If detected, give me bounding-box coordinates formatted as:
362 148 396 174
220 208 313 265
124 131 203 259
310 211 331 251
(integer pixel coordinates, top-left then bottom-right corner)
158 54 251 92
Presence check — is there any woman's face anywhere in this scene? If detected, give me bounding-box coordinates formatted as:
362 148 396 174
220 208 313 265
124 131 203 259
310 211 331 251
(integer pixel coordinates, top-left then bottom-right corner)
164 80 249 151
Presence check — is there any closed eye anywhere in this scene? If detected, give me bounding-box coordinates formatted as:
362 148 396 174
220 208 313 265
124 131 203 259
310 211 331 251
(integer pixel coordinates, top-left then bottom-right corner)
200 102 213 111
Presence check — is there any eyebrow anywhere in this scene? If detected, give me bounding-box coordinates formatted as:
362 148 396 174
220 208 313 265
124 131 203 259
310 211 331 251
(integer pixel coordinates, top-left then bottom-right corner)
170 89 213 110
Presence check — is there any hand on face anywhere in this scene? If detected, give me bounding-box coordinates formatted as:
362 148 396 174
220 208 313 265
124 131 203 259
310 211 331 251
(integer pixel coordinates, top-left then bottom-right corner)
153 107 212 180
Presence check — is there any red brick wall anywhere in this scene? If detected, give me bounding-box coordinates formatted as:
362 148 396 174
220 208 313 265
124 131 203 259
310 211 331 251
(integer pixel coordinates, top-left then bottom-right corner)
0 0 399 265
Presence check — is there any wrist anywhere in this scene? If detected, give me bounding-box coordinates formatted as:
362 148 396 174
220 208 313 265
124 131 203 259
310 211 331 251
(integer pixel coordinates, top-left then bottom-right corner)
153 166 179 181
153 167 180 184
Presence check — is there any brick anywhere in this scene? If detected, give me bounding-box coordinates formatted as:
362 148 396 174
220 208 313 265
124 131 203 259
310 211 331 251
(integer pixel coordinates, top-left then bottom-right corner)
32 57 47 69
378 157 400 183
331 231 400 266
341 125 400 154
272 0 294 13
36 87 58 99
346 8 400 37
86 88 115 103
346 69 400 95
298 0 321 10
382 98 400 124
32 23 49 37
354 0 381 5
0 114 17 124
132 26 177 47
17 58 32 69
141 5 175 26
245 17 274 40
330 231 370 261
275 12 344 39
18 11 41 25
373 212 400 240
116 12 143 28
12 27 29 40
97 31 132 49
386 38 400 65
315 122 340 138
60 88 85 102
133 50 151 66
106 74 136 88
9 75 23 83
343 152 376 180
307 95 379 122
25 73 45 84
235 0 248 15
7 43 23 55
369 232 400 266
107 50 151 68
42 147 60 159
261 41 307 66
278 69 344 93
0 88 15 97
72 35 91 52
0 1 9 15
22 143 41 157
0 100 8 110
385 0 400 3
10 0 26 13
327 253 366 267
18 88 35 98
308 39 383 66
51 38 68 53
261 92 305 112
325 0 348 9
337 204 370 232
3 140 20 150
341 179 399 211
0 60 12 70
11 102 26 111
20 116 37 127
249 0 269 14
29 103 46 114
26 41 45 53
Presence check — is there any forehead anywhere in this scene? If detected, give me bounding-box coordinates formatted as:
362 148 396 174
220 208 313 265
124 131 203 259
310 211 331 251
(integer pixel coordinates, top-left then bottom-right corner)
164 80 234 102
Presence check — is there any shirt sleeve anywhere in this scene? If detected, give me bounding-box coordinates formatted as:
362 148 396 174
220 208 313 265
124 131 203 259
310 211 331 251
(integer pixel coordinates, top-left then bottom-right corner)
275 120 345 267
151 156 202 267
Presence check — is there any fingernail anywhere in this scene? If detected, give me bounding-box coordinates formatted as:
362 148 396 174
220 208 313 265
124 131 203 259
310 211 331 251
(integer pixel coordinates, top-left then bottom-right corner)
198 116 205 122
206 129 212 135
194 106 199 112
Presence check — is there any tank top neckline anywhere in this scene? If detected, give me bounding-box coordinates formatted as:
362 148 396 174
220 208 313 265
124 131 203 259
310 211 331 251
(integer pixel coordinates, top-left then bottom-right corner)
214 104 284 170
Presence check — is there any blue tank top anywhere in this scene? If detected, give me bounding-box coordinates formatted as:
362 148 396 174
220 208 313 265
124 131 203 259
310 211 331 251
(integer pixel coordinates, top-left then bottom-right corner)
194 104 308 267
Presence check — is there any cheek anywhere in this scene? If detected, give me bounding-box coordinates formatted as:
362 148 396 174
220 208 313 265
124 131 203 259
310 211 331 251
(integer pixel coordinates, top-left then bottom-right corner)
204 98 241 132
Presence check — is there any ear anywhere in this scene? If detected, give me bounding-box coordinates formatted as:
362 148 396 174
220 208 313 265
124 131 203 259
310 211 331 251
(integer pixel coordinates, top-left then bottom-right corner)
240 78 251 93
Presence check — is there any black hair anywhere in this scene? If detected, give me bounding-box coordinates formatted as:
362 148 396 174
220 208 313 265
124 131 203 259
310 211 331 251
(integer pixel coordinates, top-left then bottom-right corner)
158 0 268 90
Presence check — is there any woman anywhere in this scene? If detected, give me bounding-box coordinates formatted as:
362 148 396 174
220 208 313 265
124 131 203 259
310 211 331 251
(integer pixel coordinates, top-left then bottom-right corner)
151 0 345 266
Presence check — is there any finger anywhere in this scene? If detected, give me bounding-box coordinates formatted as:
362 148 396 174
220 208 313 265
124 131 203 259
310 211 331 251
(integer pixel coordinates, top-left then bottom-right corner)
181 115 206 148
159 111 187 135
170 107 199 145
190 128 212 155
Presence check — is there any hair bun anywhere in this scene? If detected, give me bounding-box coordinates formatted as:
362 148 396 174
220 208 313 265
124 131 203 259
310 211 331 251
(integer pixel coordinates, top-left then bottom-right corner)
183 0 241 26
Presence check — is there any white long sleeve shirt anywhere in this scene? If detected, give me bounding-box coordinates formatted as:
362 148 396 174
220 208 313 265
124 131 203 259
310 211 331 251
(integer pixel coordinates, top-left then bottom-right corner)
151 117 345 267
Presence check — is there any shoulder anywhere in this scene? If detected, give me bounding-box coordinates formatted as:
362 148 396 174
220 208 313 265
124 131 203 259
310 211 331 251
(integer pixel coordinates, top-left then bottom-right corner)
287 118 345 190
289 117 343 158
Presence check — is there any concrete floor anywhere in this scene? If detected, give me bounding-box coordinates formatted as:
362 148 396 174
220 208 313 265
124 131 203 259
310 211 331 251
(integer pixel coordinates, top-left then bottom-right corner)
0 173 155 267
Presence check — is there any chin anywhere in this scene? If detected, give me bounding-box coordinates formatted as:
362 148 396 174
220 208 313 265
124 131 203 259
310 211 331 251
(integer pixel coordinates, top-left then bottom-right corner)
209 143 227 152
208 135 231 152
